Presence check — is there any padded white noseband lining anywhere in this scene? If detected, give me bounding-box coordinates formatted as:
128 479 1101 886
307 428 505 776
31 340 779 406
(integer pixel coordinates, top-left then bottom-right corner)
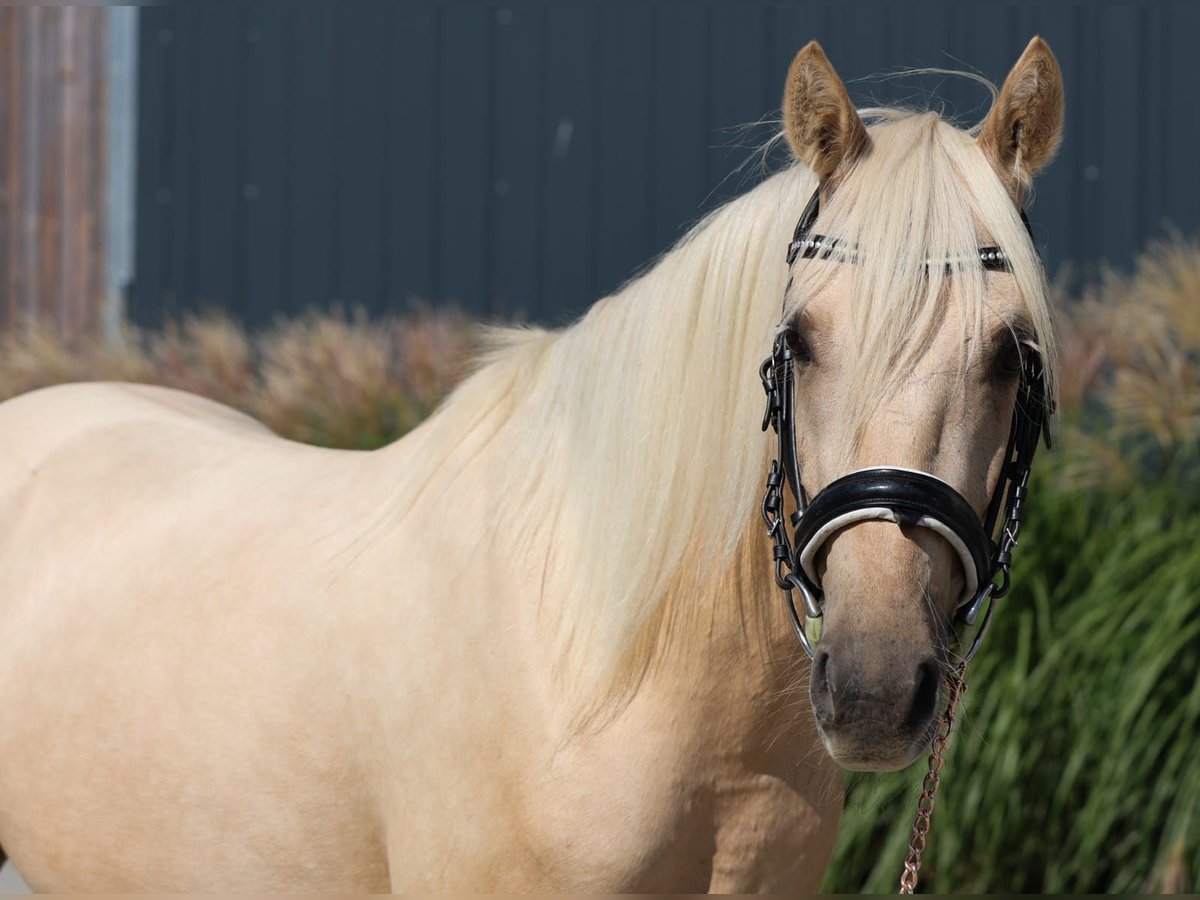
797 507 980 606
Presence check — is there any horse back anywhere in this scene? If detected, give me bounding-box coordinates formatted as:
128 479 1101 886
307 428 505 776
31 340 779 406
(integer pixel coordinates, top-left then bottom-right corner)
0 381 271 472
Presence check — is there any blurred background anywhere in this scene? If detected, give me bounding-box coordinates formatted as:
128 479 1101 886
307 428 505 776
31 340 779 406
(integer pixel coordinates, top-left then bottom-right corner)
2 2 1198 893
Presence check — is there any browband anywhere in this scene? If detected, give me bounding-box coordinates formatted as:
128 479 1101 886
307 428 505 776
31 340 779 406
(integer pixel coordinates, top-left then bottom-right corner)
785 187 1034 272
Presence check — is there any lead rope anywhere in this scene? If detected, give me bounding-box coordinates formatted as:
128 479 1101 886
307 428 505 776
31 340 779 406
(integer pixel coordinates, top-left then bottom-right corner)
898 662 968 894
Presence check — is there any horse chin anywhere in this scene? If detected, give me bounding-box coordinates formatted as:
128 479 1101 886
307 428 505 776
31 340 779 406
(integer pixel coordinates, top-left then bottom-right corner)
817 725 932 772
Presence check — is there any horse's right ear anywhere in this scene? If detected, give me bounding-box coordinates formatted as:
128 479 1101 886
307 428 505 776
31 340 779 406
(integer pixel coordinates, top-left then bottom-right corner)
782 41 869 180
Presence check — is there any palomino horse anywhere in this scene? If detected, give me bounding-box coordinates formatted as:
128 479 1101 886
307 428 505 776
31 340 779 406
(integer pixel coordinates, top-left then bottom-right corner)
0 38 1062 891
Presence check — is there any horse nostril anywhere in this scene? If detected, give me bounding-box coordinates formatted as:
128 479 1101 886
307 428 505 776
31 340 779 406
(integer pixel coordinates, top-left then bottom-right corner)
810 649 835 723
905 659 940 731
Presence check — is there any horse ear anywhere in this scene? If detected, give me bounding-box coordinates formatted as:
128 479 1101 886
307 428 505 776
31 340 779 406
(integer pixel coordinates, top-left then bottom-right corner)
978 36 1064 199
782 41 869 180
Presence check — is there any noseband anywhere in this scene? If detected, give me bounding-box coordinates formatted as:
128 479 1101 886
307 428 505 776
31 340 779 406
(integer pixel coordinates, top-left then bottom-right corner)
759 187 1052 660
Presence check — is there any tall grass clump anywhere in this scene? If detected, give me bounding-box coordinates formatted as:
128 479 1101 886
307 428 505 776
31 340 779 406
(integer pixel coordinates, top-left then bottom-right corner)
824 235 1200 893
0 306 474 449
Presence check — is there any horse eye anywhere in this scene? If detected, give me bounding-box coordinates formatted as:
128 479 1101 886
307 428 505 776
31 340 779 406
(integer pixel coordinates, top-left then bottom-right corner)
785 327 814 366
995 334 1030 378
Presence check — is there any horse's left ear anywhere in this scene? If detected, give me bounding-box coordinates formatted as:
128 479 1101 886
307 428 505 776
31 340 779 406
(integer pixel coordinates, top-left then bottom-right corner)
978 36 1064 199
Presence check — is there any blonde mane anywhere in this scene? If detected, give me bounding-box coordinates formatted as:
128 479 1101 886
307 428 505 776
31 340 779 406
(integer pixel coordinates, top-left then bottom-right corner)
391 106 1057 711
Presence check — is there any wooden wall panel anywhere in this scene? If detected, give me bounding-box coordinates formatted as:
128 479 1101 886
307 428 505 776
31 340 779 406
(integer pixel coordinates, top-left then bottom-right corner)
0 7 106 340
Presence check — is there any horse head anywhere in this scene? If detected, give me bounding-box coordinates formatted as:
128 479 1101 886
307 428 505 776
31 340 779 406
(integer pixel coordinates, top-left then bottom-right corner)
769 38 1063 771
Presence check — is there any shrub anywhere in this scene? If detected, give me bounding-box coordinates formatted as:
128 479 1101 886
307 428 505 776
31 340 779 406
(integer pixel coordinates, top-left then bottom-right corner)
0 306 474 449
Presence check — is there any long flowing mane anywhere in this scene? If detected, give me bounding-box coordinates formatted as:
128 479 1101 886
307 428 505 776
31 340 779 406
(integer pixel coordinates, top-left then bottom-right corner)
387 106 1056 709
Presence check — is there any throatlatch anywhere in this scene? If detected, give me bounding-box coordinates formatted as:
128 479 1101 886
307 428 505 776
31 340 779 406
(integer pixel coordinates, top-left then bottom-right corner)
759 186 1052 660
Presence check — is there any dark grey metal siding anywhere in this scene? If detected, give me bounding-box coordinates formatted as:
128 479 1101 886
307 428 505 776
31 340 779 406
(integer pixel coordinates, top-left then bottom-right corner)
129 3 1200 328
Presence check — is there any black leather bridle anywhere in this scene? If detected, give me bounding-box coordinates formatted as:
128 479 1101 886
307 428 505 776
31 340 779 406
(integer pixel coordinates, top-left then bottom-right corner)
759 186 1052 661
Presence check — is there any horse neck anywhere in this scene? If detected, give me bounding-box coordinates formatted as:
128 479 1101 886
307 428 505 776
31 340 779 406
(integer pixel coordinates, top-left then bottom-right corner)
502 169 816 709
389 167 818 720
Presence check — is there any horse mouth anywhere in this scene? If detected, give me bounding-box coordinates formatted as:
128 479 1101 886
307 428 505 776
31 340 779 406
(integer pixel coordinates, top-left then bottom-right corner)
816 722 935 772
809 667 944 771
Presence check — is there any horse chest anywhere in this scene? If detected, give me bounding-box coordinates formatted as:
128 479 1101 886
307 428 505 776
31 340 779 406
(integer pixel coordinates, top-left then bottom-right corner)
706 768 843 892
515 689 841 893
519 758 839 892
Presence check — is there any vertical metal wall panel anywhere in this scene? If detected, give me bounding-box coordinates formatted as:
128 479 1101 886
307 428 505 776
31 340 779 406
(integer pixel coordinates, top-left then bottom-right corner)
491 5 545 320
436 6 491 316
286 3 337 320
131 7 170 326
541 5 596 322
130 3 1200 328
1075 10 1105 276
386 4 438 313
1023 4 1076 263
1164 3 1200 237
650 6 709 256
1099 8 1141 270
705 5 770 210
0 7 107 340
191 7 241 319
1137 4 1168 246
165 6 199 325
337 6 388 316
594 5 653 304
240 4 289 326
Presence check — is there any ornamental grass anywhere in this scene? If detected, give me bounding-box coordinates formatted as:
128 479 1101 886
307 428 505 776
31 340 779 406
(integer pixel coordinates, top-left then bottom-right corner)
825 235 1200 893
0 305 473 450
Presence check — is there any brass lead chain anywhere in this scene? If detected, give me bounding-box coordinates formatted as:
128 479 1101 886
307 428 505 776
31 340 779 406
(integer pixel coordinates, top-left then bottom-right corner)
898 664 968 894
